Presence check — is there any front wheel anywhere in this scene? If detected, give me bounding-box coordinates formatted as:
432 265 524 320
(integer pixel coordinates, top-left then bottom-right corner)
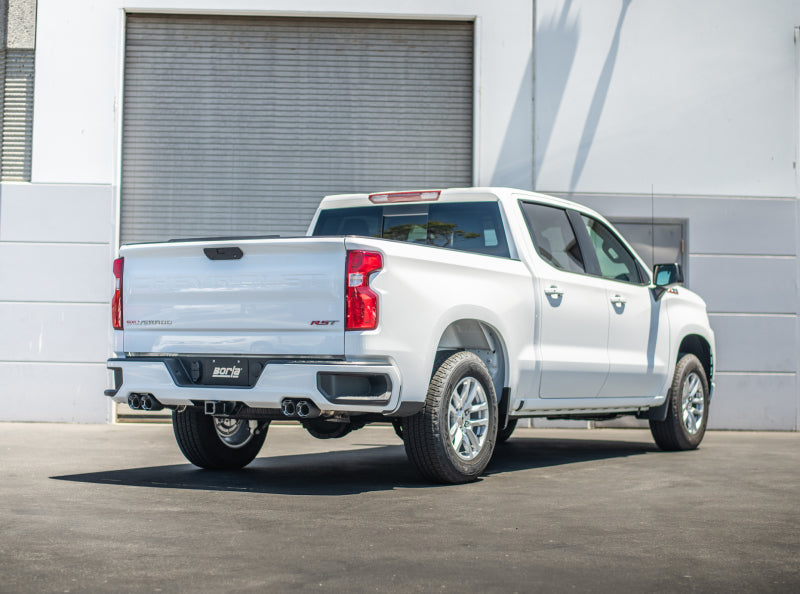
649 354 709 451
172 407 268 469
403 351 498 484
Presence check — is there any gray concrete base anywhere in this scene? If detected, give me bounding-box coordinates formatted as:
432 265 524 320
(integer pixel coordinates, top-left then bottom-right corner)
0 423 798 592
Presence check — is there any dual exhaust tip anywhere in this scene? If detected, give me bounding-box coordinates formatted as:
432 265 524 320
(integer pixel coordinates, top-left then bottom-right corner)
128 393 318 418
281 399 319 419
127 393 164 412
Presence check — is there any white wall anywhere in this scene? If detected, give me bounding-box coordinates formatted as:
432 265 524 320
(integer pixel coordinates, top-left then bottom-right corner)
535 0 800 430
32 0 534 188
535 0 800 197
0 183 115 422
0 0 534 422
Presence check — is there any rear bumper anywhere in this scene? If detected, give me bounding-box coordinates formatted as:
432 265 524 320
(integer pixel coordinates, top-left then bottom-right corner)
106 357 411 416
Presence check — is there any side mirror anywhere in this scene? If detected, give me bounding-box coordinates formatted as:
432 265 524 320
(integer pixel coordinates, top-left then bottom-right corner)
652 263 683 300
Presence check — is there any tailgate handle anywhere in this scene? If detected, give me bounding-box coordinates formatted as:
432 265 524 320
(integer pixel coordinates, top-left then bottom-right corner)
204 247 243 261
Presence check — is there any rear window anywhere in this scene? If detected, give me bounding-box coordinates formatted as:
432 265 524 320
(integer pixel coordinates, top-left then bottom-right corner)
312 202 510 258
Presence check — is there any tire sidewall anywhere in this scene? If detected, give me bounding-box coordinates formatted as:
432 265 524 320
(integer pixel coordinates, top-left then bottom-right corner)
669 355 710 449
173 407 268 469
435 355 498 478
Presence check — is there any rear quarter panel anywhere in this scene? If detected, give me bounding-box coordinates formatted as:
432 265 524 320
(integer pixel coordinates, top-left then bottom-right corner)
343 238 536 409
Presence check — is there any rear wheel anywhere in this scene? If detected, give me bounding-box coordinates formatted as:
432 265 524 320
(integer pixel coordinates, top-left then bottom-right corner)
649 354 709 451
172 407 268 469
403 351 498 484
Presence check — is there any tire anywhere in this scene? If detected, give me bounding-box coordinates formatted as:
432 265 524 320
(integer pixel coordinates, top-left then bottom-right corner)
497 418 518 443
649 354 709 451
172 407 268 470
403 351 498 484
303 419 353 439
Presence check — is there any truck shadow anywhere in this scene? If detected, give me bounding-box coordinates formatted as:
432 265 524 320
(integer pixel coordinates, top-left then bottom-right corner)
51 436 657 496
486 436 658 475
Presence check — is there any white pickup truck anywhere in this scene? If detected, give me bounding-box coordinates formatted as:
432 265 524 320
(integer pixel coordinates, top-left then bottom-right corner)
107 188 715 483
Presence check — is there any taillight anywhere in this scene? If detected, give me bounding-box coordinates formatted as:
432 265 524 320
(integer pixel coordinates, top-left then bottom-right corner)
346 250 383 330
112 257 124 330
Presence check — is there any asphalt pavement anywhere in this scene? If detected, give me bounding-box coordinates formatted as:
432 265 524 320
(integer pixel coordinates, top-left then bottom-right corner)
0 422 798 592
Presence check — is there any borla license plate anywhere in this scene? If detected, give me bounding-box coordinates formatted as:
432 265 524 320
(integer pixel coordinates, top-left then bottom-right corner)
202 358 250 386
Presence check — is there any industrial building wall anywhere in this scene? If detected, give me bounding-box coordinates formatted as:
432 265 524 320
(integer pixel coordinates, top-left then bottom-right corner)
2 0 797 429
0 0 534 422
535 0 800 429
0 3 111 421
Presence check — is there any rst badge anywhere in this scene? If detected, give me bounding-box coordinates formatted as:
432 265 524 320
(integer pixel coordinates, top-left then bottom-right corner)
310 320 339 326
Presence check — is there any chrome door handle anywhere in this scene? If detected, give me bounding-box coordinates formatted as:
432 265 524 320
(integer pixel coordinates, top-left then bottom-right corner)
544 285 564 297
611 294 627 305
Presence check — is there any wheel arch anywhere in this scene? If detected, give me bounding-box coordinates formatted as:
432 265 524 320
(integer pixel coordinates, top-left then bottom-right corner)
677 333 713 384
434 319 508 405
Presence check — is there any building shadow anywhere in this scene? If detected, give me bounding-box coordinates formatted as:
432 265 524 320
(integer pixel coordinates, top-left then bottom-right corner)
569 0 632 190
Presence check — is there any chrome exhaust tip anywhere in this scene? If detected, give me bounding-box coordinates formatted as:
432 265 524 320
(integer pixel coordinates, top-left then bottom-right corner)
296 400 311 418
140 394 164 412
281 400 296 416
128 394 141 410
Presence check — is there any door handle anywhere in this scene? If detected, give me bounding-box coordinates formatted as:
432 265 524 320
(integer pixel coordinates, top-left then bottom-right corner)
611 294 627 305
544 285 564 298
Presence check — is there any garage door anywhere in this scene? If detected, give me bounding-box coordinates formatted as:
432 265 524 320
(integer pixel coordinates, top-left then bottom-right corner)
120 14 474 244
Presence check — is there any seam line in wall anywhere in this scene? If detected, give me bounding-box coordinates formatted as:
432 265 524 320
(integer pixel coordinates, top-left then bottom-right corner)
543 192 797 202
0 300 107 305
0 241 110 246
713 371 796 376
707 311 796 316
0 361 108 366
708 311 797 319
691 254 795 259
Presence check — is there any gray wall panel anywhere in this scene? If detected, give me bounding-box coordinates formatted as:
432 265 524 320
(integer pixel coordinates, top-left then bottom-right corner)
0 303 108 362
0 362 110 423
121 15 473 243
0 244 110 302
708 373 796 430
553 194 797 256
0 183 113 243
670 197 796 256
709 314 797 373
689 256 796 314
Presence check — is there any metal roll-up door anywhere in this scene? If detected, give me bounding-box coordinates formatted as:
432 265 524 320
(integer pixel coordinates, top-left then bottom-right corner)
120 14 474 244
0 49 35 181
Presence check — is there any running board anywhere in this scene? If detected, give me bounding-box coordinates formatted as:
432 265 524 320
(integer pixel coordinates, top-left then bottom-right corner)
511 396 666 417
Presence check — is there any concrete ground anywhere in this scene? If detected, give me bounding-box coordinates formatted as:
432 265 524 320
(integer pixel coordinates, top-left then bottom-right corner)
0 423 797 593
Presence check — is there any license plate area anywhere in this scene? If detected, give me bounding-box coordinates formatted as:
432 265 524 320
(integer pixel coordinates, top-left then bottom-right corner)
202 357 250 386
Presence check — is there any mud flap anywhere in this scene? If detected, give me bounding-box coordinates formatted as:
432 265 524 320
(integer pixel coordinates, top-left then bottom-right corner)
637 398 670 422
498 387 511 430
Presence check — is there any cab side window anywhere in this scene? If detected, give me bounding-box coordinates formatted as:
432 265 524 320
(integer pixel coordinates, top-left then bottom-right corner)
520 202 585 274
581 216 642 284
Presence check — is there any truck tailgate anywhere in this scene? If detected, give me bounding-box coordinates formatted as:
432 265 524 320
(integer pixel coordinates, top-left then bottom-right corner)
120 237 346 356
